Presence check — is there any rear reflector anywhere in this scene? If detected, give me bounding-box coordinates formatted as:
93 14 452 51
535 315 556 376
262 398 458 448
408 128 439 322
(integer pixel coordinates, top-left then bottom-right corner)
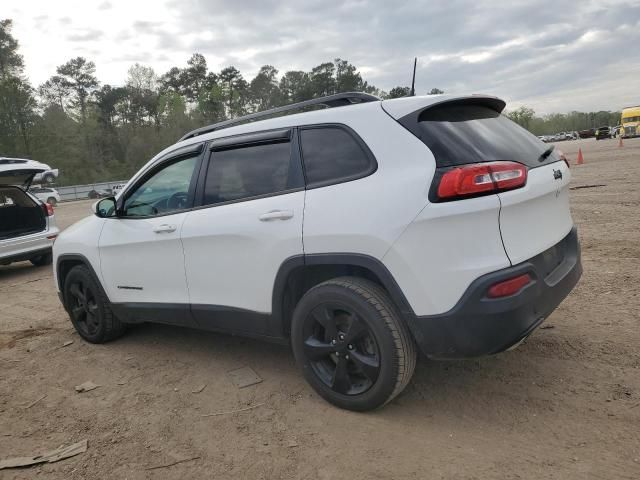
487 273 532 298
437 161 527 200
41 202 54 216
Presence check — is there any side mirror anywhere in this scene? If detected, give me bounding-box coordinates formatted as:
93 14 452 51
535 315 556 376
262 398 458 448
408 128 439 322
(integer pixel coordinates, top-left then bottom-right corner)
93 197 117 218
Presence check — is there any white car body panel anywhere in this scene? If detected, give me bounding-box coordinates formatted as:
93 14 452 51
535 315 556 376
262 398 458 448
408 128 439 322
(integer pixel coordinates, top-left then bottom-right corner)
181 191 304 312
383 195 510 315
0 219 58 262
301 105 433 260
498 161 573 265
53 215 104 291
98 214 191 304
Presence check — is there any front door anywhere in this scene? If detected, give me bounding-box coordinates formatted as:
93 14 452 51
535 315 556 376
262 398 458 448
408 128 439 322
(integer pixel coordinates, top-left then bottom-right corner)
99 151 202 324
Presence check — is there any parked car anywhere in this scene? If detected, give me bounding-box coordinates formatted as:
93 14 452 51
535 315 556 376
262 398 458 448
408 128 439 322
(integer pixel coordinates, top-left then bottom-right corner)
595 126 611 140
53 92 582 411
29 186 61 206
611 125 622 137
111 183 126 197
0 157 59 183
0 165 59 267
87 188 113 199
578 128 595 138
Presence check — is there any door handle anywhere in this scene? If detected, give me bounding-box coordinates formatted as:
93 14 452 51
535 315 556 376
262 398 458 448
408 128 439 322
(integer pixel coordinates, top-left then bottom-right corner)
259 210 294 221
153 224 177 233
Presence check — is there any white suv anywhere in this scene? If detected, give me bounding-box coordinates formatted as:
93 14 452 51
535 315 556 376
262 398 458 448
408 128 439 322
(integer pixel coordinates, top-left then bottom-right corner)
53 93 582 411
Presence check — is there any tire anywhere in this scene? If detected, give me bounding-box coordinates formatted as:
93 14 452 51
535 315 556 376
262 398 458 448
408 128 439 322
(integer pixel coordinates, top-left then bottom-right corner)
43 173 55 183
47 197 57 206
63 265 126 343
291 277 416 411
30 253 52 266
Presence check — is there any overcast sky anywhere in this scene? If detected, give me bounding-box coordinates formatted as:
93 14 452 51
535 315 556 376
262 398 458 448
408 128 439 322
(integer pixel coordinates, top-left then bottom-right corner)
6 0 640 114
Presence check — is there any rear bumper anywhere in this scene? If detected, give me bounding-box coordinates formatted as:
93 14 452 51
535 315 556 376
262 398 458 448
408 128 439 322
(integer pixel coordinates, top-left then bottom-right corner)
0 247 52 265
407 227 582 359
0 229 57 265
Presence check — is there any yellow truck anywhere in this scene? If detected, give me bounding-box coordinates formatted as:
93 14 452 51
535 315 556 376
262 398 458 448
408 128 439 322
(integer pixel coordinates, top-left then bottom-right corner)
621 106 640 138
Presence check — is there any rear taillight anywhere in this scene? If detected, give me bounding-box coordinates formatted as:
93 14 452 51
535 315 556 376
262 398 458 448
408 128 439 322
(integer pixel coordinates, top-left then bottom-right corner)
41 202 54 216
557 149 570 168
487 273 532 298
436 161 528 201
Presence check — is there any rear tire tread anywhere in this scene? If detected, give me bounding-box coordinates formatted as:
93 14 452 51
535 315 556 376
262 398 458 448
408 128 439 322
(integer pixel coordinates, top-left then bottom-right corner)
307 276 416 407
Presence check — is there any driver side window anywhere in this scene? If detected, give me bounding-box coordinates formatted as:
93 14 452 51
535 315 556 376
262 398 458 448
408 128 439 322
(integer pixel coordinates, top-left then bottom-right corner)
123 156 198 217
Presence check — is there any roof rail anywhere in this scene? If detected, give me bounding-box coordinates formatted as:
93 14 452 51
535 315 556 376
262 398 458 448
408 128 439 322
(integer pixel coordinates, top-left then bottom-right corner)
179 91 380 141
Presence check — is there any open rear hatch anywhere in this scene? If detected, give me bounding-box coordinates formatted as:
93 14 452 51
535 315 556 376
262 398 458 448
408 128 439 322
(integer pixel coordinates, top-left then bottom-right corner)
386 95 574 265
0 168 47 240
0 167 45 189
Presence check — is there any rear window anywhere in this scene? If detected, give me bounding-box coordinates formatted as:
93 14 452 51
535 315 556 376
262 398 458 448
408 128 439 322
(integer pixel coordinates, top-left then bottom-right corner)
403 103 557 168
203 141 300 206
300 127 375 187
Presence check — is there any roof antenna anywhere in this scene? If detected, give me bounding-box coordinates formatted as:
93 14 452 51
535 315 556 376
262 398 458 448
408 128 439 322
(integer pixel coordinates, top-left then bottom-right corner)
409 57 417 96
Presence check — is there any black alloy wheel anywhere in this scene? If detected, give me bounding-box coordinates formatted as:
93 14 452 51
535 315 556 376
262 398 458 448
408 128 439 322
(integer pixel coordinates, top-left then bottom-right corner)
63 265 125 343
68 280 101 338
303 303 381 395
292 277 416 411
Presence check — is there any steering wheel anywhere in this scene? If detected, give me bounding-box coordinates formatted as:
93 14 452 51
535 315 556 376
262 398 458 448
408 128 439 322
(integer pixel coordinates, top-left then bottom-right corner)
167 192 188 210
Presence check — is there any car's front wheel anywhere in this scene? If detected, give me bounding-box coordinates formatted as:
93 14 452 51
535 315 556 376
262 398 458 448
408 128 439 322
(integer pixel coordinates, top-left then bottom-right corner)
291 277 416 411
46 197 57 206
63 265 125 343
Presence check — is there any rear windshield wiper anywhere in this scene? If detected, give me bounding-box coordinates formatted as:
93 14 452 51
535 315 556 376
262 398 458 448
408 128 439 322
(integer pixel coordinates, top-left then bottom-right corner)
538 145 555 162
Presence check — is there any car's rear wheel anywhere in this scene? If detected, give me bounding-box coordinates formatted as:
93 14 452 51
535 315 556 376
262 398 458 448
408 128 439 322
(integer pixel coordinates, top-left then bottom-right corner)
46 197 57 206
63 265 125 343
291 277 416 411
30 253 52 266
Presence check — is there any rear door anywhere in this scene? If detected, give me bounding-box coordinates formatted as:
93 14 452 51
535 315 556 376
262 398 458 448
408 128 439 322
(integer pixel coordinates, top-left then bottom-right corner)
180 129 305 335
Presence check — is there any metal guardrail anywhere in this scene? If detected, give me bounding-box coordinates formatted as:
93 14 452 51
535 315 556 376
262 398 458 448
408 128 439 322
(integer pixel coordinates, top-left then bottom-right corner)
54 181 128 202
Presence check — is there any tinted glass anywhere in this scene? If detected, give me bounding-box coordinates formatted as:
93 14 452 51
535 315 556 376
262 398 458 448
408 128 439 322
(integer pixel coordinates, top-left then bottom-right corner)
123 156 198 217
300 127 373 186
412 103 558 168
203 141 296 206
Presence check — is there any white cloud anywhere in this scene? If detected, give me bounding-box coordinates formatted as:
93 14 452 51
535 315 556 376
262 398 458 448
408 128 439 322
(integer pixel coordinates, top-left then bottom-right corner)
7 0 640 114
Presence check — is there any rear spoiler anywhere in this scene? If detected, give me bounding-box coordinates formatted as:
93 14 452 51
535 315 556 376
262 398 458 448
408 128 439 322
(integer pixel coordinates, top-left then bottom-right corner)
381 94 506 120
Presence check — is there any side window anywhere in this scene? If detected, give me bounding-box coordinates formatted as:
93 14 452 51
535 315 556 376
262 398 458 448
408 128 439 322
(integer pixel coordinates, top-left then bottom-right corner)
123 156 198 217
300 127 374 187
202 141 299 206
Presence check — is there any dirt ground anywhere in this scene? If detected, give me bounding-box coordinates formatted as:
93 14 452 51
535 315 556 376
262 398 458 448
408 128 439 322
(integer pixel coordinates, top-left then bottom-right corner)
1 137 639 479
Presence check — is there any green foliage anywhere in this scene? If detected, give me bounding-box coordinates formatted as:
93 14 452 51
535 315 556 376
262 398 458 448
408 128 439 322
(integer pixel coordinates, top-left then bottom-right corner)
506 106 536 130
506 106 622 135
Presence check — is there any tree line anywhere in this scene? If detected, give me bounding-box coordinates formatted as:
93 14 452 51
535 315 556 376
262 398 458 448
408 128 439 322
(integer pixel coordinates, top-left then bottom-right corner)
2 19 434 185
506 106 621 135
1 19 623 186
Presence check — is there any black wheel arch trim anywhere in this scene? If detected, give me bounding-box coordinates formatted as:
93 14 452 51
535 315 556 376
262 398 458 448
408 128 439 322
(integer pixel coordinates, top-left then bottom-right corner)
56 254 108 306
271 253 416 337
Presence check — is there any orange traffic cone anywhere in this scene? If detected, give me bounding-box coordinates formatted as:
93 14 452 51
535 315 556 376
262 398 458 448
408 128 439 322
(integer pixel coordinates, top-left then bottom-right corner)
576 148 584 165
619 136 624 147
